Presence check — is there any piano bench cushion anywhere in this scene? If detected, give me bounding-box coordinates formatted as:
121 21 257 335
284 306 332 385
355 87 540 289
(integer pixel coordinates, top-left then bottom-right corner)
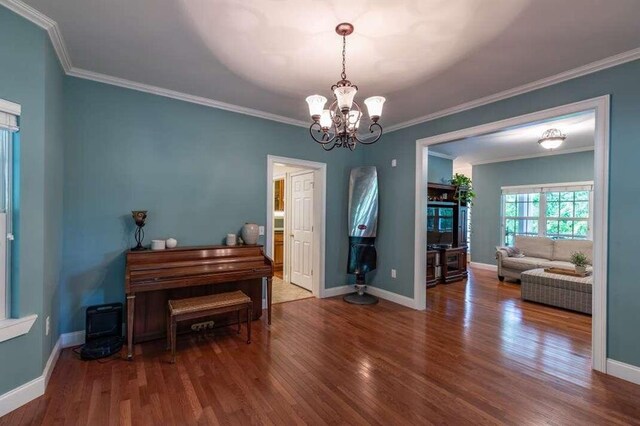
169 291 252 316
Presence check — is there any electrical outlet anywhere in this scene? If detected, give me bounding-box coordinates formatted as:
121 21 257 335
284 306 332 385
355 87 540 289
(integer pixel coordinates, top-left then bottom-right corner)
391 269 397 279
259 226 265 236
391 159 397 167
45 316 50 336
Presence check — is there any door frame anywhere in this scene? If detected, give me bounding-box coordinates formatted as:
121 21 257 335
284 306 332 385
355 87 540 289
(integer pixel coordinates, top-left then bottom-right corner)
266 155 327 298
414 95 610 372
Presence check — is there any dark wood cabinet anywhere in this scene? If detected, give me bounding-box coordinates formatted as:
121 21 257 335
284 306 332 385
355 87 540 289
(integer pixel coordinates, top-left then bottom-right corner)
426 251 438 288
274 231 284 272
274 179 285 211
440 247 468 283
426 182 469 286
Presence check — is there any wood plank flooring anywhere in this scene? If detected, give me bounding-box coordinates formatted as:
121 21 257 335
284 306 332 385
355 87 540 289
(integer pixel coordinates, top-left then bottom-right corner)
3 266 640 425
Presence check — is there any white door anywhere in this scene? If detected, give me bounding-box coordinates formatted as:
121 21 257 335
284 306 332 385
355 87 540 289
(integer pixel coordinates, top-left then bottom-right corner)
290 171 314 291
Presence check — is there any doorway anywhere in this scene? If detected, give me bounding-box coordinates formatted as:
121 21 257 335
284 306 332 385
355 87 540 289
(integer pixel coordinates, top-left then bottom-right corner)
413 96 609 373
266 155 327 303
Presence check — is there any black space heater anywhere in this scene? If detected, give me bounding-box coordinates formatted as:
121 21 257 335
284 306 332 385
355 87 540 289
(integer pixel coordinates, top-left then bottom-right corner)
79 302 124 360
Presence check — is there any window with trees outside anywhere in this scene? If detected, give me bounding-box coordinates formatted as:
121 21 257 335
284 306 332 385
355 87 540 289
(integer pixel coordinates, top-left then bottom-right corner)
502 182 593 246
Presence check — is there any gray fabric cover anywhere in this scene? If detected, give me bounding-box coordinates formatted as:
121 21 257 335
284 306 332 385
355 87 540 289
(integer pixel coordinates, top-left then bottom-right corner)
521 268 592 314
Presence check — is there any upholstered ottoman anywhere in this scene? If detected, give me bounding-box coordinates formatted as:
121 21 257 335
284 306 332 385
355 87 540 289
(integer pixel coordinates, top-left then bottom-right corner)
520 268 592 314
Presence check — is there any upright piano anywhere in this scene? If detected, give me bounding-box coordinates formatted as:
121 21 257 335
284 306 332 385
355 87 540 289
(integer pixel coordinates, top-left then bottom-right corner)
124 245 273 359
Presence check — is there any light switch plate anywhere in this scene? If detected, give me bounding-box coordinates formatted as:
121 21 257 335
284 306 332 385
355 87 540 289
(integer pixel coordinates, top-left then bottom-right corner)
391 159 397 167
258 226 265 236
391 269 397 279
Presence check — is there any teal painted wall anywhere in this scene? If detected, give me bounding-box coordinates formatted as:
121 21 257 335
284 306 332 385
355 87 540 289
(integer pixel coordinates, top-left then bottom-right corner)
42 38 65 363
61 77 363 333
471 151 594 265
427 154 453 184
363 58 640 367
0 6 64 395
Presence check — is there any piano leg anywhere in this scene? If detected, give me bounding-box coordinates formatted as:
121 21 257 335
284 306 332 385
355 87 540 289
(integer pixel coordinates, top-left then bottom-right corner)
267 277 272 325
126 294 135 360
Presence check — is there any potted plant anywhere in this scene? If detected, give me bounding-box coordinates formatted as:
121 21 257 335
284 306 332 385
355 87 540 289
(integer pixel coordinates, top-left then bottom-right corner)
450 173 476 206
570 251 589 275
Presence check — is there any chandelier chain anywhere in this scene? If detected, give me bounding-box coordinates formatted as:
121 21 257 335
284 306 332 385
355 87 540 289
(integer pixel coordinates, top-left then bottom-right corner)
341 35 347 81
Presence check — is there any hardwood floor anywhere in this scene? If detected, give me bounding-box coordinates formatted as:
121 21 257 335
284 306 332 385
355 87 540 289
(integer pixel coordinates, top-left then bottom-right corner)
3 266 640 425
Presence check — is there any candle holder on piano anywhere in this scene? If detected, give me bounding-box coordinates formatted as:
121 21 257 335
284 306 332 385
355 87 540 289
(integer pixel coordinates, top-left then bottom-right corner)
131 210 148 251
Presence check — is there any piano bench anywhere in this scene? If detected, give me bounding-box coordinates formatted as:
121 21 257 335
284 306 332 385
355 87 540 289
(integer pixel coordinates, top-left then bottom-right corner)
167 290 252 363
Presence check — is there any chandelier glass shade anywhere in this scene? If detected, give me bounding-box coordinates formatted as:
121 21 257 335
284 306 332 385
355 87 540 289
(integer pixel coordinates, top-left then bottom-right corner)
305 23 385 151
538 128 567 150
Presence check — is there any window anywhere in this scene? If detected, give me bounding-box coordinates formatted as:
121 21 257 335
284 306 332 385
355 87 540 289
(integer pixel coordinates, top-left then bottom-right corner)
501 182 593 246
0 101 17 320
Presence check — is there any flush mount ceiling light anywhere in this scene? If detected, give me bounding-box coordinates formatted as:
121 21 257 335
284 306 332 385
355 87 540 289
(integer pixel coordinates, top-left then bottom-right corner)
538 128 567 150
305 23 385 151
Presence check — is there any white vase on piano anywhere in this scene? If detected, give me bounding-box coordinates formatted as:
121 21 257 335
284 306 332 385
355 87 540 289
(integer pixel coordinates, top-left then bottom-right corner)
241 223 259 245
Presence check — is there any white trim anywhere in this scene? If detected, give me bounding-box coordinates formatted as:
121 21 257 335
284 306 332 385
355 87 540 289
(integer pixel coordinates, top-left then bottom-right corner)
388 49 640 133
0 0 72 72
0 314 37 343
427 151 457 160
501 180 594 191
470 146 595 166
1 0 638 135
0 375 44 418
606 359 640 386
67 68 308 128
266 156 326 301
0 99 21 116
367 286 417 309
415 95 610 373
321 285 353 298
468 262 497 271
0 331 60 417
60 330 84 347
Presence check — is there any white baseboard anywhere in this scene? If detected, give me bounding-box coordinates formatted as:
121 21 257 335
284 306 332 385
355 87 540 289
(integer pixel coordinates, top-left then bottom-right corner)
367 286 417 309
469 262 498 271
60 330 84 348
0 332 63 417
322 285 353 298
606 359 640 386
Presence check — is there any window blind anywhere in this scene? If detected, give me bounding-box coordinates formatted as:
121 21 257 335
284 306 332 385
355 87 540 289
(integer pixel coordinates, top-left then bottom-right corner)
0 111 18 132
501 181 593 195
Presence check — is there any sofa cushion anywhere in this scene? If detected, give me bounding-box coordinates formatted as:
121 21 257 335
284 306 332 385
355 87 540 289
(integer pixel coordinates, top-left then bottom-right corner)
515 236 554 259
552 239 593 264
502 256 550 271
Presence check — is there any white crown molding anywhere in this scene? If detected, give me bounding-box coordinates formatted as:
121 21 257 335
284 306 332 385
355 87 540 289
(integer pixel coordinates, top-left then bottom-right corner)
427 150 456 160
470 146 594 166
387 48 640 133
3 1 640 135
0 0 307 128
0 99 21 116
0 0 72 72
67 68 308 127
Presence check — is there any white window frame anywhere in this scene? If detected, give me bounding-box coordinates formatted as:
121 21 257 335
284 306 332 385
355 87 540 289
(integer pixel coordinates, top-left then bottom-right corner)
0 99 18 322
501 181 594 245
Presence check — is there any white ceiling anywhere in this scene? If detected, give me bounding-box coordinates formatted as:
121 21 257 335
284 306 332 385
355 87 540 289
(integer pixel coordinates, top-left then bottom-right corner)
19 0 640 127
430 111 595 166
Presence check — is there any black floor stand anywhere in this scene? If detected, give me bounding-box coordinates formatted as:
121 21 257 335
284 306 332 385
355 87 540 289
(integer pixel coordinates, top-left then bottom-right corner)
343 274 379 305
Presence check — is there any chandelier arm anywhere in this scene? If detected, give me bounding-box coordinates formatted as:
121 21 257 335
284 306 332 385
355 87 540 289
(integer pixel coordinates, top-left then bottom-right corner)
309 123 337 145
356 122 383 145
321 141 339 151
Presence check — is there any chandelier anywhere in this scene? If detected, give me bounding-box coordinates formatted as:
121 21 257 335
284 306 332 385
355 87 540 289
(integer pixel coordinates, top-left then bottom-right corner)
305 23 385 151
538 128 567 150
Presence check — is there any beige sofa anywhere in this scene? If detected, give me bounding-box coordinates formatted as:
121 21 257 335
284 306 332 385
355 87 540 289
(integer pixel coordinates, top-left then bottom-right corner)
496 236 592 281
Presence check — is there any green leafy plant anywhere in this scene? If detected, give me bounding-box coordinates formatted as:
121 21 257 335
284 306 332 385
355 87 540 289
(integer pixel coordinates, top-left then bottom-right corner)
570 251 588 267
450 173 476 205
